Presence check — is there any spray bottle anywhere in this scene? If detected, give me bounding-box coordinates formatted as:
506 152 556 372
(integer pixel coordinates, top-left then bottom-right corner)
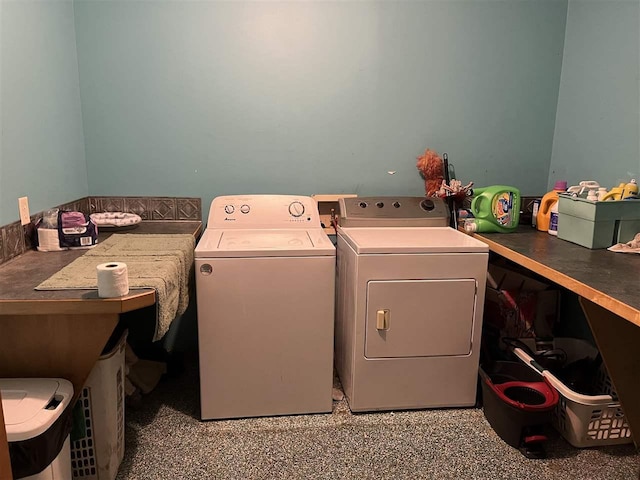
465 185 521 233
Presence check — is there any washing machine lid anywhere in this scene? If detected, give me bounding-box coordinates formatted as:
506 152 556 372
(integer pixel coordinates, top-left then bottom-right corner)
195 228 335 257
0 378 73 441
338 226 489 254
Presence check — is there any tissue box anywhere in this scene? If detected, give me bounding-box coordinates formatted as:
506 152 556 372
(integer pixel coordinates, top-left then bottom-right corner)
557 195 640 249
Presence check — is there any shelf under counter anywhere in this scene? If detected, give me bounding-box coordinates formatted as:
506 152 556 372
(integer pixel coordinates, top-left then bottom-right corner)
471 225 640 450
471 225 640 327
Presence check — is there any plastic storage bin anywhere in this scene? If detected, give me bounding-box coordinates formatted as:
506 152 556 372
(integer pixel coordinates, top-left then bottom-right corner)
71 330 127 479
513 337 633 447
2 378 74 480
557 194 640 249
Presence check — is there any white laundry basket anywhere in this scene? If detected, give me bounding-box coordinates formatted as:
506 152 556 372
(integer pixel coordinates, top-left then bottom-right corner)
513 337 632 448
71 330 127 479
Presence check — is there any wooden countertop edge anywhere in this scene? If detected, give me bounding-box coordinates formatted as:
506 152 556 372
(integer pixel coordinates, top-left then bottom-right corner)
0 289 156 316
474 233 640 327
191 222 203 238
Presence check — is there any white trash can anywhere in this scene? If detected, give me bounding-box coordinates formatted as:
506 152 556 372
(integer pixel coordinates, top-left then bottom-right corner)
1 378 74 480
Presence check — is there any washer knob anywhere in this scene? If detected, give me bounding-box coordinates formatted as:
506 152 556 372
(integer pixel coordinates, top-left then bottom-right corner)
420 199 435 211
376 202 384 208
358 201 368 208
393 201 401 208
240 204 250 214
224 205 235 214
289 201 305 217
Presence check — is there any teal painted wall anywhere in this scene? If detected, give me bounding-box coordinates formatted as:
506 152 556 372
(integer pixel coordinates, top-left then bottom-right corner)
550 0 639 190
5 1 638 228
0 0 87 225
73 0 567 220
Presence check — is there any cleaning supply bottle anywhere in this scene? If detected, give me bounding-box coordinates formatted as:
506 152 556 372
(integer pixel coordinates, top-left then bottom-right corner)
622 179 638 198
465 185 521 233
536 181 567 232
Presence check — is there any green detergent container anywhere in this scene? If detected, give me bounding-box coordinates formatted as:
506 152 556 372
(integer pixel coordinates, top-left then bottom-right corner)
465 186 521 233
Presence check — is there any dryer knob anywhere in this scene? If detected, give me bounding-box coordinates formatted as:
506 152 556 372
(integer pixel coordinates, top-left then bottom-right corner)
358 201 368 208
420 199 435 211
376 202 384 208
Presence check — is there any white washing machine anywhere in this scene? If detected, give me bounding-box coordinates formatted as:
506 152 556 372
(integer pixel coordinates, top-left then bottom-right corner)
335 196 489 412
195 195 335 420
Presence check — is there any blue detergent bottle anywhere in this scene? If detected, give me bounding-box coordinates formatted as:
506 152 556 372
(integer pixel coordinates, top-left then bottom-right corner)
465 185 521 233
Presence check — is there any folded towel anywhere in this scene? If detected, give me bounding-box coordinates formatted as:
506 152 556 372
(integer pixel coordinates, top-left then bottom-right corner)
90 212 142 227
607 233 640 254
84 234 195 315
35 234 195 341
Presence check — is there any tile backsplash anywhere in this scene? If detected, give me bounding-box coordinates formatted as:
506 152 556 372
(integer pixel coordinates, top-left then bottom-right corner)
0 196 201 265
88 197 201 221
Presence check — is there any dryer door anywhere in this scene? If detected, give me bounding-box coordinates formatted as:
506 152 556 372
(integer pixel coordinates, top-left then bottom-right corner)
364 279 476 358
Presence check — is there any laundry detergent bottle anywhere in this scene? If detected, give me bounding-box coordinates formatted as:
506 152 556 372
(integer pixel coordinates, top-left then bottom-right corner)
465 185 521 233
536 181 567 232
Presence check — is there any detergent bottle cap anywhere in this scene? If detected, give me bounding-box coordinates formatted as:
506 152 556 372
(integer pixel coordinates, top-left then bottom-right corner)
553 180 567 191
623 179 639 198
464 221 478 233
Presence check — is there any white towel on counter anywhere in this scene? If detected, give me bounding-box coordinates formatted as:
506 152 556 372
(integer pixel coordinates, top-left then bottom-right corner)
608 233 640 254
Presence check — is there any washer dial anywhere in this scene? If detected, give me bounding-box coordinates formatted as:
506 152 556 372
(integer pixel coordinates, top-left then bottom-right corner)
289 201 305 217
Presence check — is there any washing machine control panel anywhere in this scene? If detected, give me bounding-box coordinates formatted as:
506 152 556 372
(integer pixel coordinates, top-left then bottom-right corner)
339 196 449 227
207 195 320 228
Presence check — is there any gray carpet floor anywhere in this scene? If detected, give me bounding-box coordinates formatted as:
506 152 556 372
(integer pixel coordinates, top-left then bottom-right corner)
116 357 639 480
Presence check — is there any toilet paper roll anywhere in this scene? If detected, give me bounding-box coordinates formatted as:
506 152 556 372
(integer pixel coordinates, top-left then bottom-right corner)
37 228 67 252
97 262 129 298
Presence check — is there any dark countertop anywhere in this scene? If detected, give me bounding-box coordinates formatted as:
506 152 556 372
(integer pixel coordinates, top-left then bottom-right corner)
473 226 640 326
0 221 202 314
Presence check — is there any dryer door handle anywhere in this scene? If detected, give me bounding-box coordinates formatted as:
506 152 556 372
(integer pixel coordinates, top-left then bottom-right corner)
376 309 390 330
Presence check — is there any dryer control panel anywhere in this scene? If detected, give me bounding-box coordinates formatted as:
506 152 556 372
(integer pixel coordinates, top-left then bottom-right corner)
338 196 449 227
207 195 320 229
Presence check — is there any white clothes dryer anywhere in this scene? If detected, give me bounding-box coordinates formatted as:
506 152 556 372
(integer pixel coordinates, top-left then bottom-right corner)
195 195 335 420
335 196 489 412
